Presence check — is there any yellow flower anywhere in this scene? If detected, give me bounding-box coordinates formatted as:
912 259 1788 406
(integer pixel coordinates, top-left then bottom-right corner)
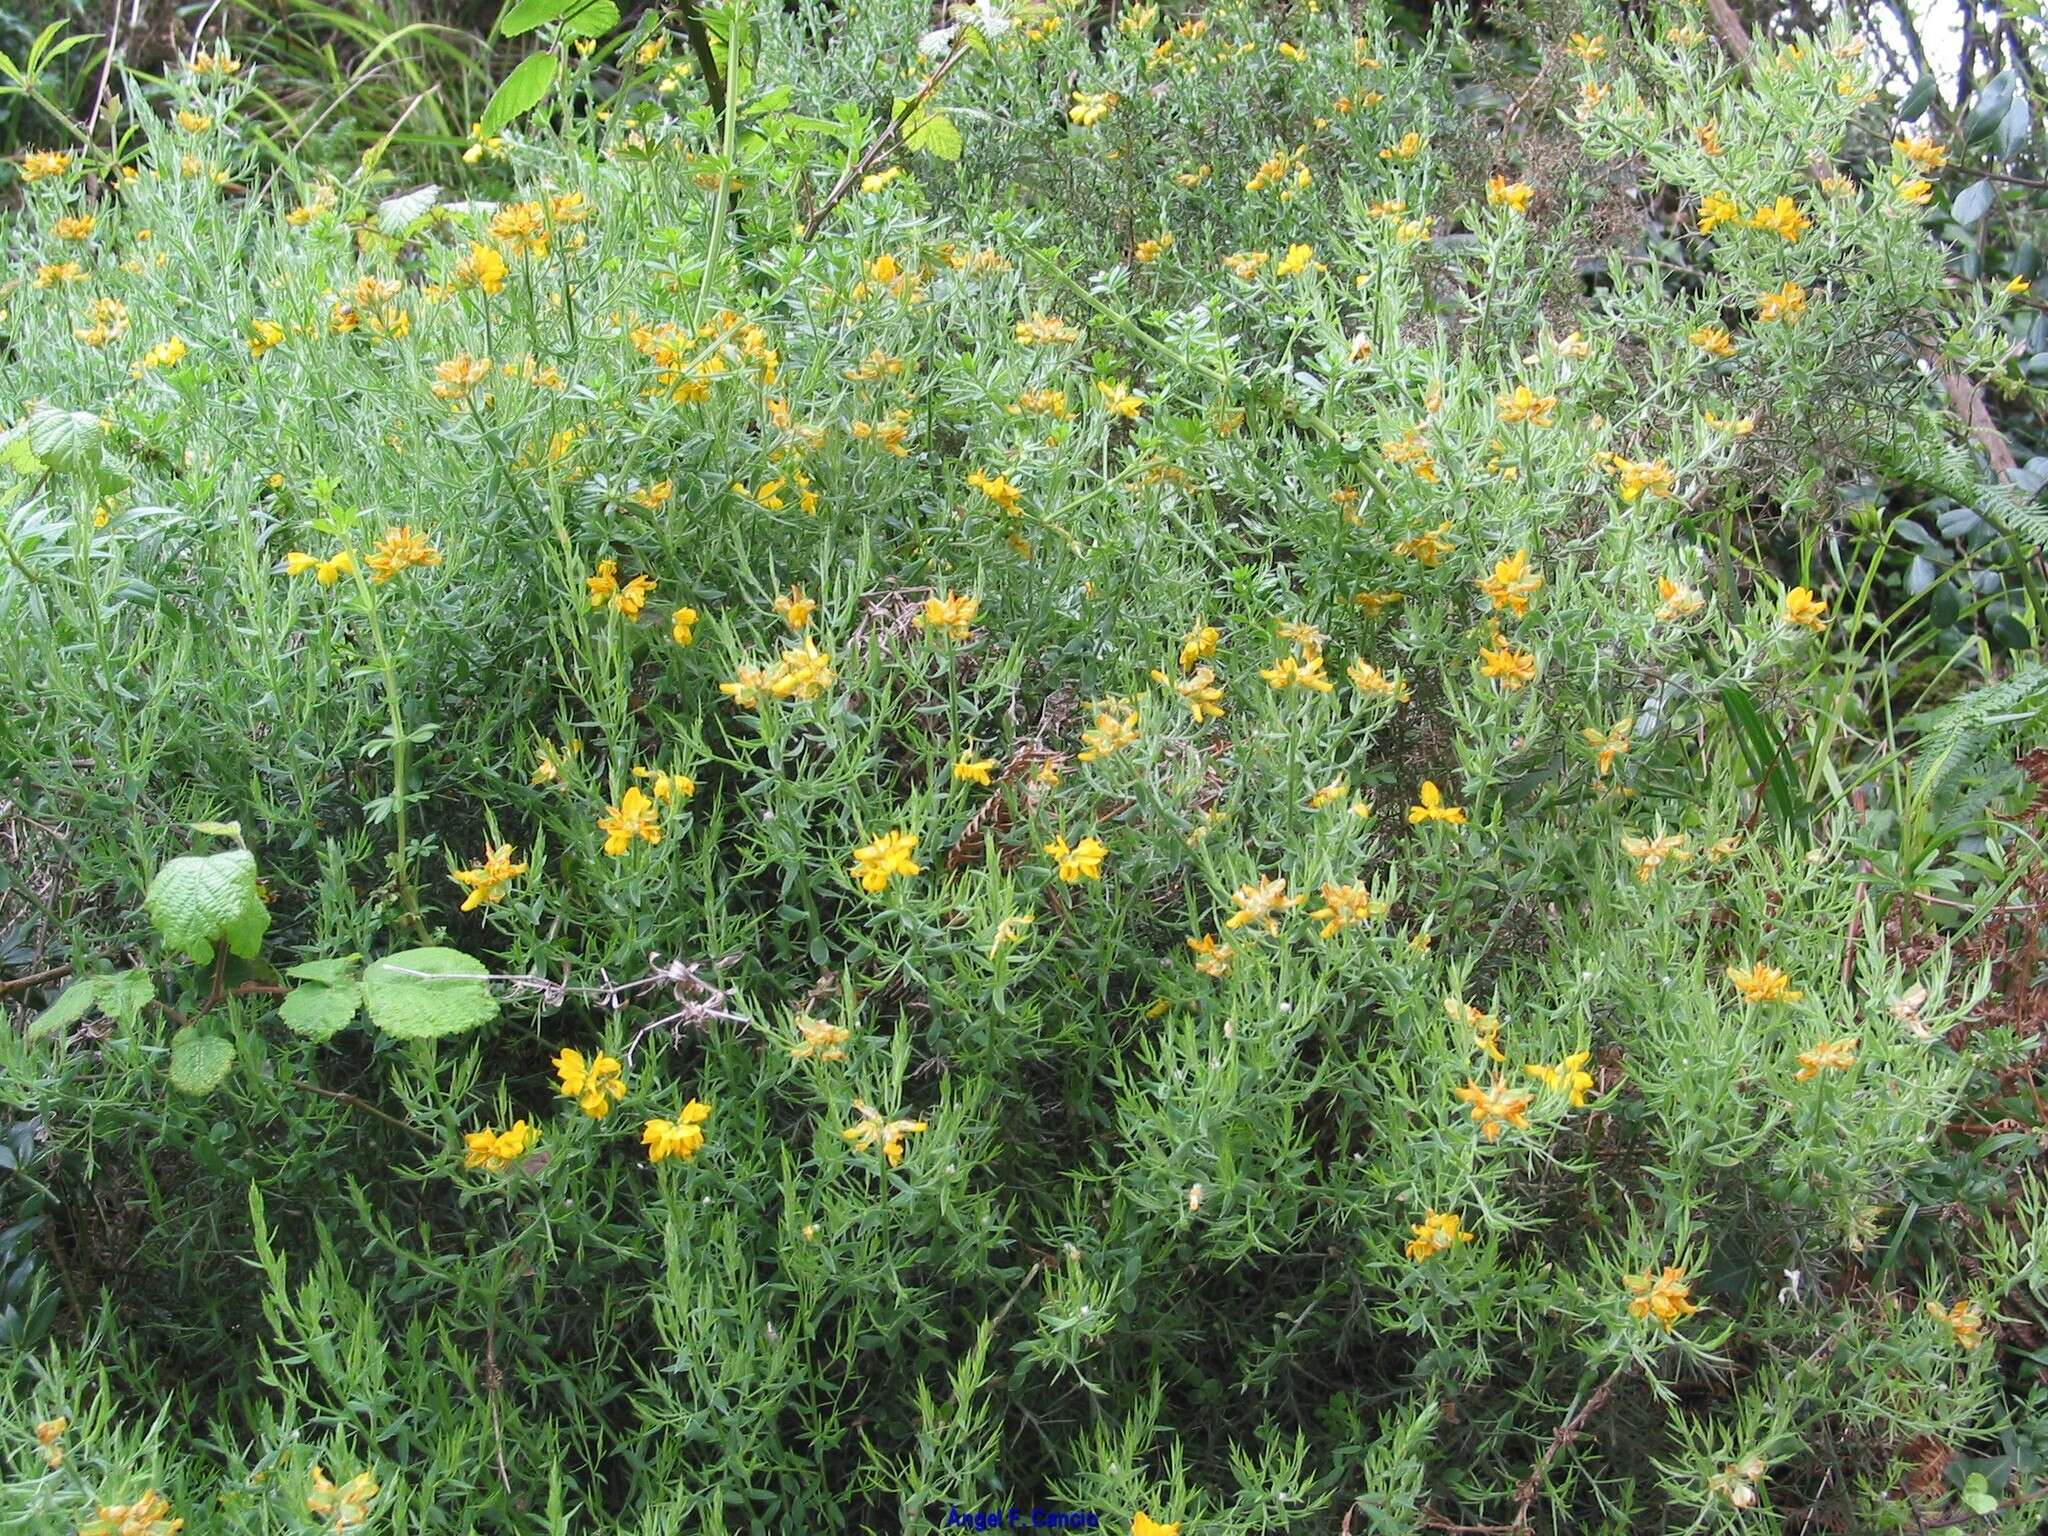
1697 190 1741 233
1222 249 1271 281
1456 1076 1534 1140
1478 549 1543 615
953 752 996 785
1133 1513 1180 1536
365 525 442 583
1655 575 1705 621
1496 385 1557 428
1478 639 1537 690
1609 456 1675 503
1694 118 1723 155
1781 585 1829 631
1709 1456 1767 1510
1015 311 1082 346
135 336 189 372
1045 835 1108 882
1405 1209 1476 1262
859 165 902 194
1794 1035 1859 1081
1894 133 1948 170
1567 30 1606 59
80 1489 183 1536
1275 242 1316 277
986 913 1035 959
631 765 695 804
1755 281 1808 323
1186 933 1234 977
773 584 817 630
489 200 551 257
21 149 72 182
247 318 286 358
643 1100 712 1162
1487 176 1533 212
597 785 662 856
1152 663 1226 723
1068 90 1118 126
1135 232 1175 263
1447 996 1505 1062
1727 961 1803 1004
1408 780 1466 826
919 589 980 640
968 467 1024 514
448 843 527 911
1379 130 1424 161
554 1046 627 1118
462 1119 537 1172
431 352 492 401
452 241 508 294
51 213 96 242
851 829 921 893
1893 175 1933 206
1525 1050 1595 1107
1581 718 1633 775
1346 658 1408 701
841 1099 928 1165
1224 875 1302 935
34 1416 66 1469
1392 520 1457 564
1626 1265 1699 1330
1308 776 1348 810
790 1012 851 1061
1747 195 1810 243
1925 1298 1984 1350
670 605 700 645
1097 379 1147 418
1310 882 1385 939
1689 323 1736 358
1079 699 1141 760
1620 830 1690 882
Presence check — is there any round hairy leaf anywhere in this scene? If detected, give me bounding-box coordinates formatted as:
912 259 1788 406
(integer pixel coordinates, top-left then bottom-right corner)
362 947 498 1040
28 979 99 1040
145 848 270 964
169 1027 236 1096
279 983 362 1043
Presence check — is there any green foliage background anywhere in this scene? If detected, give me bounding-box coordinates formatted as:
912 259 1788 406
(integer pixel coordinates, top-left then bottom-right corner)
4 0 2048 1532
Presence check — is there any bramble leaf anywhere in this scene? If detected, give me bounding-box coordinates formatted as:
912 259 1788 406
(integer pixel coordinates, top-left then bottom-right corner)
362 947 498 1040
145 849 270 965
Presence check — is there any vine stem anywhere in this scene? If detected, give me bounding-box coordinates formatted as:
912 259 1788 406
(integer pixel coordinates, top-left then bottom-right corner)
345 554 428 937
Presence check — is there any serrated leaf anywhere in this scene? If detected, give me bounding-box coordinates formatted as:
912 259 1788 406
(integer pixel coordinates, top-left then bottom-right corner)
558 0 619 37
144 848 270 965
279 982 361 1042
1954 178 1996 228
286 955 361 985
28 979 99 1040
0 422 45 477
362 947 499 1040
97 969 154 1027
25 408 103 473
500 0 573 35
168 1028 236 1096
482 52 558 133
895 98 962 161
189 820 243 841
377 183 440 234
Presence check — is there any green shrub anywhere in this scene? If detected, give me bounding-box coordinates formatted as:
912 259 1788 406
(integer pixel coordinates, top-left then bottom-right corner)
4 1 2048 1532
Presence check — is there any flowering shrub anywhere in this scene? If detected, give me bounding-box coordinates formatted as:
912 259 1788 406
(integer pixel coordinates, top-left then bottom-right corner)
4 1 2048 1532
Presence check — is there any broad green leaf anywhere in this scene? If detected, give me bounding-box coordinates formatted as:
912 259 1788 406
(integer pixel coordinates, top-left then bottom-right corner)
1965 69 2018 145
97 969 155 1027
1898 75 1937 119
144 848 270 965
279 982 361 1042
0 422 45 477
286 955 361 985
363 947 499 1040
169 1028 236 1096
482 52 558 133
558 0 620 38
28 979 99 1040
189 819 244 841
25 408 103 473
1953 178 1995 228
500 0 573 35
895 98 962 161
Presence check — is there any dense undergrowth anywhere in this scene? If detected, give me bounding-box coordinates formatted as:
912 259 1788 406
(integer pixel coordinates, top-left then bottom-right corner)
5 0 2048 1531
